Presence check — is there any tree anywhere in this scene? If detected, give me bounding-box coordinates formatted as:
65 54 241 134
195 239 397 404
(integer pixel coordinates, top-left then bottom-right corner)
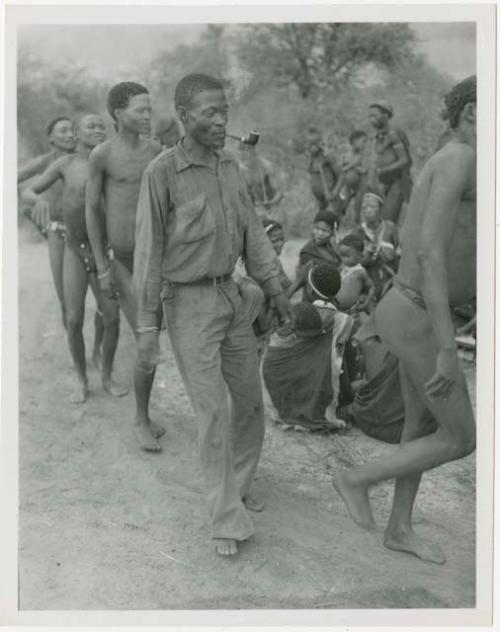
237 23 415 98
17 47 108 156
147 25 230 105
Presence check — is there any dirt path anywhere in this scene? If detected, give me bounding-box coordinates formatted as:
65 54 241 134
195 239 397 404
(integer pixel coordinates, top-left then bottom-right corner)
18 224 475 610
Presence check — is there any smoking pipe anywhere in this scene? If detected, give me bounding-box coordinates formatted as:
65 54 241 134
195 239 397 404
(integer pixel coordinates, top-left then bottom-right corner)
225 130 260 146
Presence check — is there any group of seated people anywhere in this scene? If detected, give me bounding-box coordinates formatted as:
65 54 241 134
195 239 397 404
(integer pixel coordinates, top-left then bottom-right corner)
238 187 473 444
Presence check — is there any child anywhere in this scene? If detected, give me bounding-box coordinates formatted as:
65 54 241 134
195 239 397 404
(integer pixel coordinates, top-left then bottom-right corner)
336 233 376 313
262 219 292 294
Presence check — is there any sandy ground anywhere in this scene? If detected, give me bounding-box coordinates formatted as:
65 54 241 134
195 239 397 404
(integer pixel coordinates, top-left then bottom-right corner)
18 224 476 610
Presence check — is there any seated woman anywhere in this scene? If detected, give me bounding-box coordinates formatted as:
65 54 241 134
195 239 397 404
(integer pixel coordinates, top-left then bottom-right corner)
263 264 353 431
349 317 437 443
356 191 399 300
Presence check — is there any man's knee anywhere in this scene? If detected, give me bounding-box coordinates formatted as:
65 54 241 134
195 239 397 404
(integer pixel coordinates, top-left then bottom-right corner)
136 340 159 373
66 313 84 333
100 305 120 329
452 425 476 458
437 423 476 460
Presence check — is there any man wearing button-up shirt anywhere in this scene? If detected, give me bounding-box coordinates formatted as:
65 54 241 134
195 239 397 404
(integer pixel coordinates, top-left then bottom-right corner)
133 73 290 557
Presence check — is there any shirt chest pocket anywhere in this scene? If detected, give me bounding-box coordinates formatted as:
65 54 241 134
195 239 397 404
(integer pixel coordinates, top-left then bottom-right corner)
174 194 216 244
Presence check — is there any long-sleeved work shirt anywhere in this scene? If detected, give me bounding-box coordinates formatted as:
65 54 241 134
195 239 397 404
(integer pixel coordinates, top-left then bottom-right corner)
134 141 282 328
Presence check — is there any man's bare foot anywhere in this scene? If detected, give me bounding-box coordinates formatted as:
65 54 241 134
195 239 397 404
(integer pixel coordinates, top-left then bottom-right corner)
70 380 88 404
243 492 265 512
214 538 238 557
134 422 161 452
332 472 376 531
92 351 102 371
384 528 446 564
102 377 129 397
149 420 165 439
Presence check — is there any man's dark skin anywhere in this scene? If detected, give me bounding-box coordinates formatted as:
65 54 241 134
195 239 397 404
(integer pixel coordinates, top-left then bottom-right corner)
19 118 104 362
333 81 476 564
307 129 343 216
368 104 411 224
18 120 75 321
136 84 292 556
23 115 127 403
86 87 164 451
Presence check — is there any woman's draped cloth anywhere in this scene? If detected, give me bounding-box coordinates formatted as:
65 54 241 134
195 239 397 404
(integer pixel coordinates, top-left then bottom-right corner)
352 318 437 443
262 301 353 430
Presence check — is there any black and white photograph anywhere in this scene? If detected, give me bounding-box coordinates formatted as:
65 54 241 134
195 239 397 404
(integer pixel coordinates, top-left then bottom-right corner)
1 1 496 628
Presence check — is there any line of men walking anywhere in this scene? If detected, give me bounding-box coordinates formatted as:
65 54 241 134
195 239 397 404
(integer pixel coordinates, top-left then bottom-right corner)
19 73 476 563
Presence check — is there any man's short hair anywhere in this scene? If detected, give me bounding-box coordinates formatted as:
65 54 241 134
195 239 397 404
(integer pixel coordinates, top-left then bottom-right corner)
46 116 72 137
107 82 149 121
313 210 337 231
445 75 476 129
309 263 341 300
349 130 367 145
340 233 365 254
174 73 224 110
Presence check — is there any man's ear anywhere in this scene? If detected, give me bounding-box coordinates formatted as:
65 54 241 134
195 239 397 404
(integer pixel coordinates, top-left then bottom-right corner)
463 101 476 124
176 105 187 122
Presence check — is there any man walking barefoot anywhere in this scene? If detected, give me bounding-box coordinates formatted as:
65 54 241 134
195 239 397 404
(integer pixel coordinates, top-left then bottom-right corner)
86 82 164 450
333 76 477 565
133 73 291 557
23 114 127 403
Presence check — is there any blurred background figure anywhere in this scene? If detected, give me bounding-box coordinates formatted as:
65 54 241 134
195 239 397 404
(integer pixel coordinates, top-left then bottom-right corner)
366 100 413 226
153 115 181 149
305 125 343 222
238 141 283 219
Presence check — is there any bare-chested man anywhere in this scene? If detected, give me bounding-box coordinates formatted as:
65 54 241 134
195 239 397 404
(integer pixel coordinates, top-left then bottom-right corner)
86 82 164 451
333 76 477 564
23 114 127 403
18 117 76 323
368 100 413 225
19 117 104 364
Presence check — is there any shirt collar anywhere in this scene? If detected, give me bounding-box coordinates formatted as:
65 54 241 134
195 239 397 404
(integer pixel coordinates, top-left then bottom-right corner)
174 138 232 172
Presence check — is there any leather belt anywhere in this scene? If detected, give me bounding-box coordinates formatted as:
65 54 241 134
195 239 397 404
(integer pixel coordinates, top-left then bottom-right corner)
172 273 233 287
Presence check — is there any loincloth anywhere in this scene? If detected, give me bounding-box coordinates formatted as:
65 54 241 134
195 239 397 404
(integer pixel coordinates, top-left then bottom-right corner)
111 248 134 275
47 220 67 240
391 277 426 310
66 238 97 274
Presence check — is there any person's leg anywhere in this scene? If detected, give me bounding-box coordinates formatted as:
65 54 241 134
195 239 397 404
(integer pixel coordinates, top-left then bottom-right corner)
47 230 66 328
382 180 404 224
163 284 255 556
333 288 476 529
383 365 446 564
91 310 104 369
220 282 266 509
112 258 164 450
63 246 89 403
88 274 128 397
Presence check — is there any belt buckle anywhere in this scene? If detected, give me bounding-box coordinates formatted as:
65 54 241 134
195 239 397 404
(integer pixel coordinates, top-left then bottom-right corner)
212 275 223 286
